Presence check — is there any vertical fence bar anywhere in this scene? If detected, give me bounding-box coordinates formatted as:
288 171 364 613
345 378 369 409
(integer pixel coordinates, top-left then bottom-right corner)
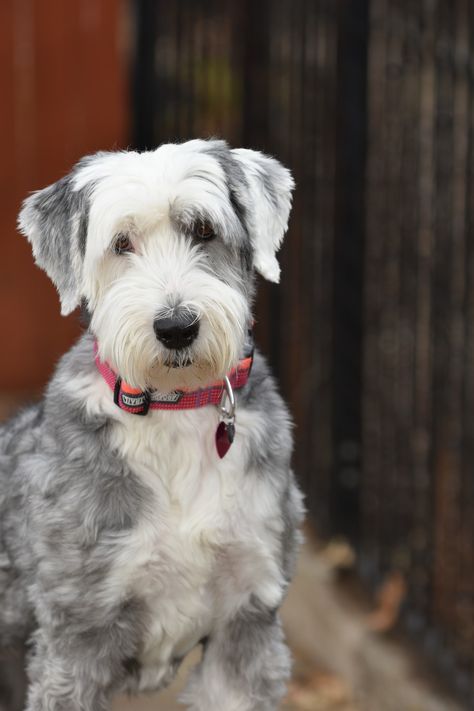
131 0 157 149
331 0 369 540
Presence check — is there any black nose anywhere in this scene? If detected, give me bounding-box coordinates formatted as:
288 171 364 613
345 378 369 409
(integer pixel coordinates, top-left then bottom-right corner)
153 312 200 350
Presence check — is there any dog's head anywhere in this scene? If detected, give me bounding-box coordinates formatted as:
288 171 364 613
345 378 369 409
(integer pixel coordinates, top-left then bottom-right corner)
19 140 294 391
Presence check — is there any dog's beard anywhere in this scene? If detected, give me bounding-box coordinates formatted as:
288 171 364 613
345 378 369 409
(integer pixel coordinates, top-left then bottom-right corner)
111 339 240 393
147 306 247 391
147 359 225 392
91 290 249 393
89 239 250 391
164 352 193 369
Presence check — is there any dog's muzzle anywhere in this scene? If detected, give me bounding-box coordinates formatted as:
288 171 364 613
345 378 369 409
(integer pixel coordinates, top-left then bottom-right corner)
153 311 200 350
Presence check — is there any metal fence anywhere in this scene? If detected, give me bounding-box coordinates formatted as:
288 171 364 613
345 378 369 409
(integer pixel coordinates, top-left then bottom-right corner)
132 0 474 704
362 0 474 701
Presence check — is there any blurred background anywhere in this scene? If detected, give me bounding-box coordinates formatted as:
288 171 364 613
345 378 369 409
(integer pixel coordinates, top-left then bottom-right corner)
1 1 473 709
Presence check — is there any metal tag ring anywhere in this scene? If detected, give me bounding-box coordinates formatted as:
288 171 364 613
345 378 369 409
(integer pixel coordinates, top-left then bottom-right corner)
219 376 235 420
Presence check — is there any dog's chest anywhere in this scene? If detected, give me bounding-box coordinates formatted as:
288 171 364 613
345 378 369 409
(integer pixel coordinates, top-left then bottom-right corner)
108 407 248 664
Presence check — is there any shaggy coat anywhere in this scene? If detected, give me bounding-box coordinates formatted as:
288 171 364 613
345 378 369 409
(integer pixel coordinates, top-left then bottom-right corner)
0 139 303 711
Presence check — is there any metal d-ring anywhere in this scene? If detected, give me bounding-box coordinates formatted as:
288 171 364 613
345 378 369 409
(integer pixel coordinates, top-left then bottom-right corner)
219 376 235 421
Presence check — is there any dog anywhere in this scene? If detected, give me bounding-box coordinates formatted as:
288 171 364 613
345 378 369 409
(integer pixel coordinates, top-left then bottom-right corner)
0 139 304 711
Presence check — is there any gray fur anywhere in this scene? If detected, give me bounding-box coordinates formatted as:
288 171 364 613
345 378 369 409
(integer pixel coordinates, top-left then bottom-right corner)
0 337 302 710
204 140 250 227
18 163 95 315
169 195 255 305
204 140 294 282
2 141 302 710
181 598 291 710
204 140 253 271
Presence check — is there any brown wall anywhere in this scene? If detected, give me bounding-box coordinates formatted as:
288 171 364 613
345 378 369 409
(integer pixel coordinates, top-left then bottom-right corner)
0 0 128 391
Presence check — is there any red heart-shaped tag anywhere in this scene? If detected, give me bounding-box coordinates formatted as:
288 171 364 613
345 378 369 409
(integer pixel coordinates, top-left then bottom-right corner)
216 421 233 458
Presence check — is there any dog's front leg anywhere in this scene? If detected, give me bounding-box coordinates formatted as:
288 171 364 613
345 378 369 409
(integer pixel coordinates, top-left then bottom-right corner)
181 604 291 711
25 657 110 711
24 635 114 711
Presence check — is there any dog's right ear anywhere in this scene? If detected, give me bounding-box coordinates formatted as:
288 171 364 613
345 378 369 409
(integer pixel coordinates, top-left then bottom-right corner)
18 169 93 316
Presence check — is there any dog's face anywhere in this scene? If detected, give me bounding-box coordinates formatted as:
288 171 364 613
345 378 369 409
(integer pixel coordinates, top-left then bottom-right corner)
19 140 294 391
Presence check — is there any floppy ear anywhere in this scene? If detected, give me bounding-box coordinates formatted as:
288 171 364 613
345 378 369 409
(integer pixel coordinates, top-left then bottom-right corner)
18 169 93 315
231 148 294 283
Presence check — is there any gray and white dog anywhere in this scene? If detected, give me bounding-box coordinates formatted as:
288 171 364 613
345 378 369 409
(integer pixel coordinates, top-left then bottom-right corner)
0 139 303 711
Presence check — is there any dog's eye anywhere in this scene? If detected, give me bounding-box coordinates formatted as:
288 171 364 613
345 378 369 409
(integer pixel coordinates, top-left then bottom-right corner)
193 221 215 241
113 233 134 255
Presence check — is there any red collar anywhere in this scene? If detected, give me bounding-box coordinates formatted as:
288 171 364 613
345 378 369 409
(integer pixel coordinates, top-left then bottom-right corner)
94 344 253 416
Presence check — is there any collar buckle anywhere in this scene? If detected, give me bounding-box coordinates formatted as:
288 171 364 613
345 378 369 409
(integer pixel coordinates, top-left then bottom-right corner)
113 377 151 416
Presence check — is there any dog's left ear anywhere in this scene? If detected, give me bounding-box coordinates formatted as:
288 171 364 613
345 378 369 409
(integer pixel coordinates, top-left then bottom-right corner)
231 148 294 283
18 172 92 316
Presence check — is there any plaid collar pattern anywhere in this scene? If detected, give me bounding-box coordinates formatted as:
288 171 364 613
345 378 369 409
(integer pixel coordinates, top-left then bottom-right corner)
94 343 253 416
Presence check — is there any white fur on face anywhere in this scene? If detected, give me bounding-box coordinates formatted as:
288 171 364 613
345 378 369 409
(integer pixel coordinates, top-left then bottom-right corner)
19 140 294 390
76 143 250 391
90 230 249 391
19 140 294 321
